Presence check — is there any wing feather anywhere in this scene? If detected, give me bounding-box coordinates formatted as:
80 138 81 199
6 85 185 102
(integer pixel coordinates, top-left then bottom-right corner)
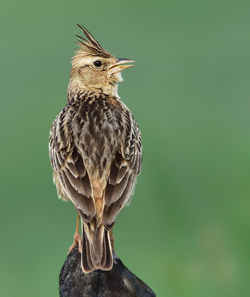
103 174 135 226
49 112 95 222
103 111 142 229
105 171 130 207
59 169 95 217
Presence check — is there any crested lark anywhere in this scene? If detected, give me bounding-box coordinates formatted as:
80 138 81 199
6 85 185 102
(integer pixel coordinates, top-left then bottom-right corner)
49 25 142 273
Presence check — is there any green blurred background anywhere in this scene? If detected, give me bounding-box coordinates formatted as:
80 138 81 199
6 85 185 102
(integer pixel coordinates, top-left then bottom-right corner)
1 0 250 296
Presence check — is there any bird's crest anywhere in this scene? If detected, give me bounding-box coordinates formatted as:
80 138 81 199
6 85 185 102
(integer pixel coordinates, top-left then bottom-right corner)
76 24 113 58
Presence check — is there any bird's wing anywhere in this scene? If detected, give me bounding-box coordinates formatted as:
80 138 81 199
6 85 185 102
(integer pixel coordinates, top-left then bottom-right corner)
102 110 142 229
49 111 96 221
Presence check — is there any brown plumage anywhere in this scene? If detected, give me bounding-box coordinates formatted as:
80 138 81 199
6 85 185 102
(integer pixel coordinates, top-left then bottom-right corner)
49 25 142 273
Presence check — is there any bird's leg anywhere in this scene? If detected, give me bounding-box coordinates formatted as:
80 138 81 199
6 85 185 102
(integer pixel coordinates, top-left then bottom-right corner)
68 213 82 254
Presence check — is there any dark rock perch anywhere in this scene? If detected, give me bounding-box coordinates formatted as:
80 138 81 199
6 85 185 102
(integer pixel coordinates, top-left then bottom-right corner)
59 247 156 297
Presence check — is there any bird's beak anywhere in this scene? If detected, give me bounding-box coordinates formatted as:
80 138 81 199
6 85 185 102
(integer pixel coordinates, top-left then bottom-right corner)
108 58 135 74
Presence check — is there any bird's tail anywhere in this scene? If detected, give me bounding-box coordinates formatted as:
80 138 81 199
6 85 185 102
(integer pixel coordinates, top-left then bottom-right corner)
81 219 113 273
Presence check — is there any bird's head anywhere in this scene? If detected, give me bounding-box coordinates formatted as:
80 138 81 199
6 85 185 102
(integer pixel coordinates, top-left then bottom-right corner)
69 24 134 96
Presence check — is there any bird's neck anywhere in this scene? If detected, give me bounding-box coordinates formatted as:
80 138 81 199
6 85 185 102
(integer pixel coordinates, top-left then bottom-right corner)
67 78 119 102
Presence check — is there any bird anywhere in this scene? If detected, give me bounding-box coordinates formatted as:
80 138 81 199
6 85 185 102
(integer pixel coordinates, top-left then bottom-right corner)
49 24 142 274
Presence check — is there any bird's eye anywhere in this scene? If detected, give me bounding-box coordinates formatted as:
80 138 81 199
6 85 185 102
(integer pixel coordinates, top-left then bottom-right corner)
93 60 102 67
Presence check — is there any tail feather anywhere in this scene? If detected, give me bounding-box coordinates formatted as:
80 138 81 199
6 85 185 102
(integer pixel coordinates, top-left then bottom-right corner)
81 228 94 273
81 220 113 273
101 229 113 268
